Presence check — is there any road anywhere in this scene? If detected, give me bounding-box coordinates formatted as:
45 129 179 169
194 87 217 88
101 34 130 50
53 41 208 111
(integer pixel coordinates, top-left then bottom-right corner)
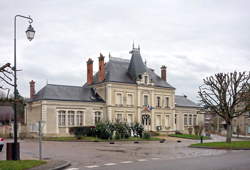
66 151 250 170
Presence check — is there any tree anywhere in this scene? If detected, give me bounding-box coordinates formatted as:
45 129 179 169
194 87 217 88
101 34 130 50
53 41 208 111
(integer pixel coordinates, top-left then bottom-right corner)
198 71 250 143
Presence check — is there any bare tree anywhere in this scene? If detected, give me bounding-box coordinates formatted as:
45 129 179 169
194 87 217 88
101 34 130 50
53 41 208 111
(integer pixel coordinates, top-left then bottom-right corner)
199 71 250 143
0 63 14 98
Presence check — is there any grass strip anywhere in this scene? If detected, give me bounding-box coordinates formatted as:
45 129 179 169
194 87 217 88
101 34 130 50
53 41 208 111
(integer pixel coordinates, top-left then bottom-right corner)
168 134 210 140
190 141 250 149
0 160 45 170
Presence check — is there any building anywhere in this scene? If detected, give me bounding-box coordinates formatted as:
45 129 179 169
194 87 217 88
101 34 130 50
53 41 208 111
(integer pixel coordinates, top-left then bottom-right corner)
25 46 203 137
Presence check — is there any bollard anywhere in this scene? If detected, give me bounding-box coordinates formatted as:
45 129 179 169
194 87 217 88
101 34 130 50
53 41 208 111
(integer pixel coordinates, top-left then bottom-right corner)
200 136 203 144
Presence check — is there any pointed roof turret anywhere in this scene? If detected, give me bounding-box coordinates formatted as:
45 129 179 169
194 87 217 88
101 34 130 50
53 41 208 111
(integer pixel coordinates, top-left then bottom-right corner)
128 45 147 80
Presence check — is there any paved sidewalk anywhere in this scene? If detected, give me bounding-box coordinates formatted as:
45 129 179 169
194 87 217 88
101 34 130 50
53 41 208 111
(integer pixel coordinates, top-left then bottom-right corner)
29 160 70 170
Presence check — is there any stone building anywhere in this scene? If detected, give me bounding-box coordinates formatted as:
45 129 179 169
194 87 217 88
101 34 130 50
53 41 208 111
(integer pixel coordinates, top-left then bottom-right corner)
25 46 203 137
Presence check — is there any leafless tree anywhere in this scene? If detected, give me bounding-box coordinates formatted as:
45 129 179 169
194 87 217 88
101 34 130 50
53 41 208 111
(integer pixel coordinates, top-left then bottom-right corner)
199 71 250 143
0 63 14 98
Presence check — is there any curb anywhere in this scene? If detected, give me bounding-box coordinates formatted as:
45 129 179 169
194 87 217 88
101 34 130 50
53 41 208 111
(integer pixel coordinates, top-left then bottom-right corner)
50 161 71 170
189 145 250 150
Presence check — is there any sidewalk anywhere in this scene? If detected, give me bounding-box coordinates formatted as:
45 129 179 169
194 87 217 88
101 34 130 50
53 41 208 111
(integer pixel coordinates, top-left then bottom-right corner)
232 134 250 140
29 160 70 170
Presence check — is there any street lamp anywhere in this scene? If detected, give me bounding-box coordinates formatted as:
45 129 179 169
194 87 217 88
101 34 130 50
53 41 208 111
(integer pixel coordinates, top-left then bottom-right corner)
13 15 35 160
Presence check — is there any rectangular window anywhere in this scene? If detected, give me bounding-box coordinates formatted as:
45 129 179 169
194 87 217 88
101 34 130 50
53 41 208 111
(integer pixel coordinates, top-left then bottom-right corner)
127 94 133 106
165 115 169 127
175 114 177 124
127 114 133 124
95 111 101 124
189 115 192 125
68 111 75 126
193 115 197 126
117 114 122 122
116 93 122 105
165 97 169 108
248 126 250 134
76 111 83 126
184 114 188 126
157 96 161 107
58 110 66 126
144 95 148 106
156 115 161 126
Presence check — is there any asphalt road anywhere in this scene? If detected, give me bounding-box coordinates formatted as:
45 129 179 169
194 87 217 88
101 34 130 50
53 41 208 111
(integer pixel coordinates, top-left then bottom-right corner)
73 151 250 170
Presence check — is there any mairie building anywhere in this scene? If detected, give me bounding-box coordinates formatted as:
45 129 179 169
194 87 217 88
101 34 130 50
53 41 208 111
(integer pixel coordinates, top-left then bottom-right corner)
25 46 203 137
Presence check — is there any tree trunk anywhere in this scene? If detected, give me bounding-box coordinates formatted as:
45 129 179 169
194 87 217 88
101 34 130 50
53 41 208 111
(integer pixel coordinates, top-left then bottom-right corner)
226 123 232 143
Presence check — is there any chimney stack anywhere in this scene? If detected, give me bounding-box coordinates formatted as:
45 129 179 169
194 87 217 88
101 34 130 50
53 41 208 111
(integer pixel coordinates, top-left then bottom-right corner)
29 80 35 99
87 58 94 85
161 65 167 81
98 53 105 82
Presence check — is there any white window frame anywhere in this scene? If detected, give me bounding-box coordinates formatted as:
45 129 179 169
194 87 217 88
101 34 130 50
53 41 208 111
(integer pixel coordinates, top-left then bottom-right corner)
165 97 169 108
68 110 75 126
184 114 188 126
58 110 66 127
76 111 84 126
116 93 123 105
94 111 102 124
189 114 192 126
127 93 133 106
156 96 161 107
143 95 149 106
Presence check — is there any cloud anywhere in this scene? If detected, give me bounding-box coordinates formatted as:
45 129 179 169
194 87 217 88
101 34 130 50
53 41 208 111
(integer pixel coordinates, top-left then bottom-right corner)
0 0 249 102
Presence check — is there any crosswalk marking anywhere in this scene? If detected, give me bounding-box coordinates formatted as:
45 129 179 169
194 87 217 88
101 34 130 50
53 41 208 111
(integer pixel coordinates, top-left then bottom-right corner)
104 163 117 166
152 157 160 160
65 168 79 170
120 161 133 164
137 159 147 162
85 165 99 168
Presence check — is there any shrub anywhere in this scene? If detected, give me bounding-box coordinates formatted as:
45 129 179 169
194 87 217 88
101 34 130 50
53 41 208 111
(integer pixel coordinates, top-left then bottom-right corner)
114 122 131 139
95 122 112 139
69 126 96 138
131 123 144 138
142 132 151 139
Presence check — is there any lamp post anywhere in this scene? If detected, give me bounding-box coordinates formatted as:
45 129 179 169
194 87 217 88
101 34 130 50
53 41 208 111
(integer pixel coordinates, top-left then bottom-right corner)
13 15 35 160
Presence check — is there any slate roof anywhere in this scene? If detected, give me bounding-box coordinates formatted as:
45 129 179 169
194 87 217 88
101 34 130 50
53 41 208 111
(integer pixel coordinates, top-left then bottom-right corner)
91 53 175 89
175 95 200 108
128 48 147 80
29 84 104 103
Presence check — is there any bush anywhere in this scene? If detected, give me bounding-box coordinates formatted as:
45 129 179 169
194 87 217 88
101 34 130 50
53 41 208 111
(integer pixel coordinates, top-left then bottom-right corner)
131 123 144 138
142 132 151 139
114 122 131 139
194 126 200 136
95 122 113 139
69 126 96 138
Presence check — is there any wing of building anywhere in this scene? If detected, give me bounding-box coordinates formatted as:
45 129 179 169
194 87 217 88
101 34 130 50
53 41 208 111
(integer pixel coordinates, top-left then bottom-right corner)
25 46 203 137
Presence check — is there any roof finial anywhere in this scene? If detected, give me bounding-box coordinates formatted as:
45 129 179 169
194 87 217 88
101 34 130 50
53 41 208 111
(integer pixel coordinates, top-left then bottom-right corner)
132 41 135 49
138 44 140 51
109 52 111 59
144 59 147 66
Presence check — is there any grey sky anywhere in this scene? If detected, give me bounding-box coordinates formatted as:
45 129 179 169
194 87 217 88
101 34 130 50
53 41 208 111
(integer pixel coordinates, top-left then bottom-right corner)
0 0 249 102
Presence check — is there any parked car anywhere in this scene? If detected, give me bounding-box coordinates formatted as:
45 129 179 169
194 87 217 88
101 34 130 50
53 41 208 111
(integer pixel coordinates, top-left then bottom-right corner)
0 138 4 152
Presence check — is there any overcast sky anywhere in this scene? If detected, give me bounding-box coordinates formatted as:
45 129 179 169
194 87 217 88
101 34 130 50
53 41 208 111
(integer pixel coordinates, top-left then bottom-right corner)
0 0 249 102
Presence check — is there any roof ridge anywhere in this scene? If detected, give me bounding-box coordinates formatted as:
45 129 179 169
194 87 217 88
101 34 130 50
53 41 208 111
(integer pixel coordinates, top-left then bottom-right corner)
47 84 83 88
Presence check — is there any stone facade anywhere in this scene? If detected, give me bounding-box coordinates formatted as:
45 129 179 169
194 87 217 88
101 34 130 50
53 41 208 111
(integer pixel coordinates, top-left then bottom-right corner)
25 47 203 136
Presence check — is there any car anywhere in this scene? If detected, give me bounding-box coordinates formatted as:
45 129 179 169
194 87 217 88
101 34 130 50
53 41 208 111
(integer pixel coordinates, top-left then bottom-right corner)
0 138 4 152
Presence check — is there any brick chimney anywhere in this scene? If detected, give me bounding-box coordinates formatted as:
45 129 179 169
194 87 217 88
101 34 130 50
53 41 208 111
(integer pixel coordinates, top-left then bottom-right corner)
161 65 167 81
87 58 94 85
29 80 35 99
98 53 105 82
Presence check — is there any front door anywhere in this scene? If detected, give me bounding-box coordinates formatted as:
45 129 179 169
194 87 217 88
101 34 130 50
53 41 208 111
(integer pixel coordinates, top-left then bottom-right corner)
142 114 151 131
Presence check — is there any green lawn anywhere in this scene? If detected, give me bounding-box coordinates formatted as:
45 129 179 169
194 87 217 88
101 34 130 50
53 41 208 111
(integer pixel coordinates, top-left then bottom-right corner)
44 136 161 142
168 134 210 140
190 141 250 149
0 160 45 170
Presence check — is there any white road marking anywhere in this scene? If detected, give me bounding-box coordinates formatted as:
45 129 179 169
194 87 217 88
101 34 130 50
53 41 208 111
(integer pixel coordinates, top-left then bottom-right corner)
137 159 147 162
65 168 79 170
104 163 117 166
85 165 100 168
152 157 160 160
120 161 133 164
